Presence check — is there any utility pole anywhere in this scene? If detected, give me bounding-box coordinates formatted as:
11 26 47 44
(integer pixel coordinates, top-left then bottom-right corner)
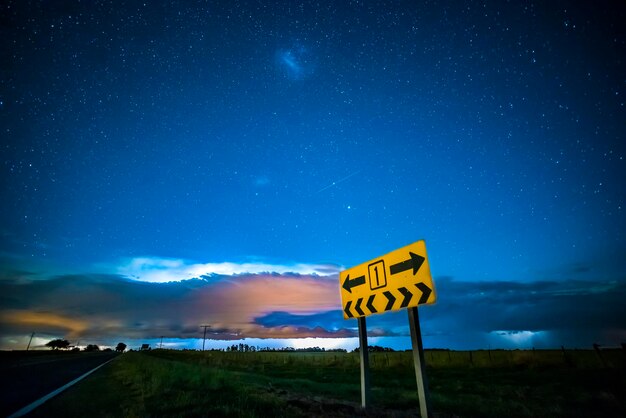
200 325 211 351
159 336 164 349
26 332 35 351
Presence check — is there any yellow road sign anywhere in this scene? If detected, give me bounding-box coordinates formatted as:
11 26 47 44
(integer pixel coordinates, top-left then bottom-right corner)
340 240 436 319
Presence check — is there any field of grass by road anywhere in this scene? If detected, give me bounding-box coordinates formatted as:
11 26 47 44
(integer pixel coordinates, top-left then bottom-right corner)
29 348 625 417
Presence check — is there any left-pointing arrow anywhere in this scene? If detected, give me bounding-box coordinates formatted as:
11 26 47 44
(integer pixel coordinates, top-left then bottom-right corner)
390 252 425 276
366 294 377 313
342 274 366 293
344 301 354 318
354 298 365 316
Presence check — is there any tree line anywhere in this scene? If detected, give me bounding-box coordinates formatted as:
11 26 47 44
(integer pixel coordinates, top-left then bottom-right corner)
208 344 347 352
45 339 127 352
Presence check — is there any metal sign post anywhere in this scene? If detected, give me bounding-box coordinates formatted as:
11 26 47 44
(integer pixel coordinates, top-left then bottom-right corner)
358 316 371 408
339 240 436 413
408 306 432 418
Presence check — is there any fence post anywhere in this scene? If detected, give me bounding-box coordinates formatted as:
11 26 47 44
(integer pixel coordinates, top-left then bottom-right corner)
561 345 573 367
593 343 607 368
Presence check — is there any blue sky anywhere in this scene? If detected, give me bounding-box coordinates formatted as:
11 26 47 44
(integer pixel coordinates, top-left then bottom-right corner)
1 0 625 351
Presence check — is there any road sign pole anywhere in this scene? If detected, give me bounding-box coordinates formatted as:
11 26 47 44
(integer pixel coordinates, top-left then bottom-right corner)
408 307 432 418
358 316 371 408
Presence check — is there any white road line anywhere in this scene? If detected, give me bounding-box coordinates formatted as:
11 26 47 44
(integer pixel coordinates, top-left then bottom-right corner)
8 356 118 418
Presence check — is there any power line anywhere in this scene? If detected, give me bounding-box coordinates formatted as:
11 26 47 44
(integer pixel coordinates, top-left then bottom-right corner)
200 324 211 351
26 332 35 351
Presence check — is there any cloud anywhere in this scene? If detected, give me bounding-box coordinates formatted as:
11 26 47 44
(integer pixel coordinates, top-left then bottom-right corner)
0 264 624 350
117 256 341 283
244 276 626 348
416 277 626 347
0 271 347 345
0 310 90 338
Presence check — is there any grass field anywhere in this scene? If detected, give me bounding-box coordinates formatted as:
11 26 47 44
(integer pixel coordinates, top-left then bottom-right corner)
29 348 625 417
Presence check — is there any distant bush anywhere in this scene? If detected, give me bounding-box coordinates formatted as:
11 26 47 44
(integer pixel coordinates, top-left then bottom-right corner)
352 345 395 353
45 339 70 350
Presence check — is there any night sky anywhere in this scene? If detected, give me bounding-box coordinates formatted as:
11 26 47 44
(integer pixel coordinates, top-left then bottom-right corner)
1 1 625 351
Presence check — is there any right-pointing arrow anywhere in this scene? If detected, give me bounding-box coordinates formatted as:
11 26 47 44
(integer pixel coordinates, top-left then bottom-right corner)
390 252 425 276
383 291 396 311
415 282 432 304
398 287 413 308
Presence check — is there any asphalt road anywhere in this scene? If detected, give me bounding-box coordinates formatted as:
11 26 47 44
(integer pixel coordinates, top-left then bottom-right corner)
0 351 118 417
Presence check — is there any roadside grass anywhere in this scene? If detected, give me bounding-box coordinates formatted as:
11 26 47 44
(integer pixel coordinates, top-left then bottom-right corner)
145 349 626 417
429 367 625 417
29 349 625 417
29 352 300 418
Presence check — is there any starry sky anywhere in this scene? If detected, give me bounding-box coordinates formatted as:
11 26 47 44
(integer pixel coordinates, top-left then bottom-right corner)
1 1 625 351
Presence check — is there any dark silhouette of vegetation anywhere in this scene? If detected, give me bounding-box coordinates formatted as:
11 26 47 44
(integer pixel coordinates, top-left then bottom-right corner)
84 344 100 352
222 343 347 353
116 342 127 352
352 345 395 353
45 339 70 350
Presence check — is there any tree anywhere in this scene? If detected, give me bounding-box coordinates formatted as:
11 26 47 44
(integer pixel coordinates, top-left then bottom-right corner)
115 342 127 352
84 344 100 352
45 339 70 350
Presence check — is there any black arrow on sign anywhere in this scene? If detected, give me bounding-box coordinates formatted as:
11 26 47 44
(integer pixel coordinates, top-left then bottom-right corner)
366 294 377 313
398 287 413 308
354 298 365 316
390 252 425 276
342 274 366 293
344 301 354 318
383 291 396 311
415 282 432 304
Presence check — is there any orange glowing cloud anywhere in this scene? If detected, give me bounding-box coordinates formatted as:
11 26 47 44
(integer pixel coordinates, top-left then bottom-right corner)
0 310 90 338
184 274 343 338
0 271 350 342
